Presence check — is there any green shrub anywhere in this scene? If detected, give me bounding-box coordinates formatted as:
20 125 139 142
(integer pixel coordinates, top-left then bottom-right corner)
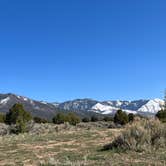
128 113 135 122
5 103 32 133
91 116 99 122
114 110 129 125
82 117 90 123
52 113 67 124
103 116 113 122
34 117 48 123
156 90 166 123
66 113 80 126
0 113 6 123
156 110 166 123
53 112 80 126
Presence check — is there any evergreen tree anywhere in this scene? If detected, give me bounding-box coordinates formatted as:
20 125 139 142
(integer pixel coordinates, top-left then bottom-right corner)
114 110 129 125
52 113 67 124
53 112 80 125
5 104 32 133
82 117 90 123
128 113 134 122
156 110 166 123
66 113 80 126
34 117 48 123
0 113 5 123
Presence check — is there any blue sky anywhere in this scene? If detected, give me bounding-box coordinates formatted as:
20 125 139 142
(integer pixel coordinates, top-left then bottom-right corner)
0 0 165 102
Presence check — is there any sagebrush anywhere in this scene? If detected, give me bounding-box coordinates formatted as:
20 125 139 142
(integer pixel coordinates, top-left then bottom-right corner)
103 118 166 152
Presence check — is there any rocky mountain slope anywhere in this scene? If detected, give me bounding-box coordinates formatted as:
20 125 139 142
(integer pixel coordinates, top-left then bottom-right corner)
56 98 164 116
0 94 101 119
0 93 164 119
0 93 57 119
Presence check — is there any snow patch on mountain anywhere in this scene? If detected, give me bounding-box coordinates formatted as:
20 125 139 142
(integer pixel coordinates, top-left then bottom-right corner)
92 103 117 114
138 99 164 114
92 102 137 115
52 102 60 107
0 97 10 105
41 101 49 105
115 100 123 107
23 97 28 101
30 100 35 105
17 95 21 99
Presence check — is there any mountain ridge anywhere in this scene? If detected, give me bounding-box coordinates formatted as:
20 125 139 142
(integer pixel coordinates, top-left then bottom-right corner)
0 93 164 119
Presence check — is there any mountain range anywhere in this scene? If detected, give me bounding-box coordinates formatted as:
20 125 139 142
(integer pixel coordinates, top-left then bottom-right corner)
0 93 164 120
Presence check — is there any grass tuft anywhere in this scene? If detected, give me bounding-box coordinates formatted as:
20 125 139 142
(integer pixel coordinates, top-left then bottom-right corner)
103 119 166 152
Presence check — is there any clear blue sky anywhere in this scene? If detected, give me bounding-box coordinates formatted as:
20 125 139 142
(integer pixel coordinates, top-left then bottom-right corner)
0 0 165 102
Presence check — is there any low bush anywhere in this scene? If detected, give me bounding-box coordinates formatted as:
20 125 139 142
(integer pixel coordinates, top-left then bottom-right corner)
0 113 6 123
103 119 166 152
34 117 48 123
67 113 80 125
128 113 135 122
82 117 90 123
103 116 113 122
53 112 80 126
52 113 67 124
91 116 99 122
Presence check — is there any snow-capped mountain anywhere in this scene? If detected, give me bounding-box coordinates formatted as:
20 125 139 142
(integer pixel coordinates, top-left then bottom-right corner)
0 93 165 119
0 94 100 119
137 99 164 114
0 93 57 119
57 99 98 111
58 98 165 116
91 103 138 115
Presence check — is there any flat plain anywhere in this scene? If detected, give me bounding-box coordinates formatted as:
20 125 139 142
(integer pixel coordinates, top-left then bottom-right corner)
0 122 165 166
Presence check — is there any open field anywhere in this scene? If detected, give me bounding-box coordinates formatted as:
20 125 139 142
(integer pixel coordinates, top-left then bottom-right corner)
0 123 165 166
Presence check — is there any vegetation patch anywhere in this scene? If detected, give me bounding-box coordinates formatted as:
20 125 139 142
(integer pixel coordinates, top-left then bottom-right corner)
103 119 166 152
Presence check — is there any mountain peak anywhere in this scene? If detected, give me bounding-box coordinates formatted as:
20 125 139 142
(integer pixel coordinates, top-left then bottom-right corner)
0 93 164 118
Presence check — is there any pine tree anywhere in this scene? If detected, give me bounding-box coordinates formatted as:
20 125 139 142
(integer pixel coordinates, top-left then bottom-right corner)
114 110 129 125
5 104 32 133
52 113 67 124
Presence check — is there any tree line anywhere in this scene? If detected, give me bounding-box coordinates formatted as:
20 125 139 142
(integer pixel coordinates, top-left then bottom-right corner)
0 103 135 133
0 91 165 134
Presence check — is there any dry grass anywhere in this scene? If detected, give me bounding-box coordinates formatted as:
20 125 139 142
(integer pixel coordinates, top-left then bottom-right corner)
103 119 166 152
0 121 165 166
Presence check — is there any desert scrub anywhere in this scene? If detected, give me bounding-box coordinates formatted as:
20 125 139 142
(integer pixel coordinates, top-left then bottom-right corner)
103 119 166 152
